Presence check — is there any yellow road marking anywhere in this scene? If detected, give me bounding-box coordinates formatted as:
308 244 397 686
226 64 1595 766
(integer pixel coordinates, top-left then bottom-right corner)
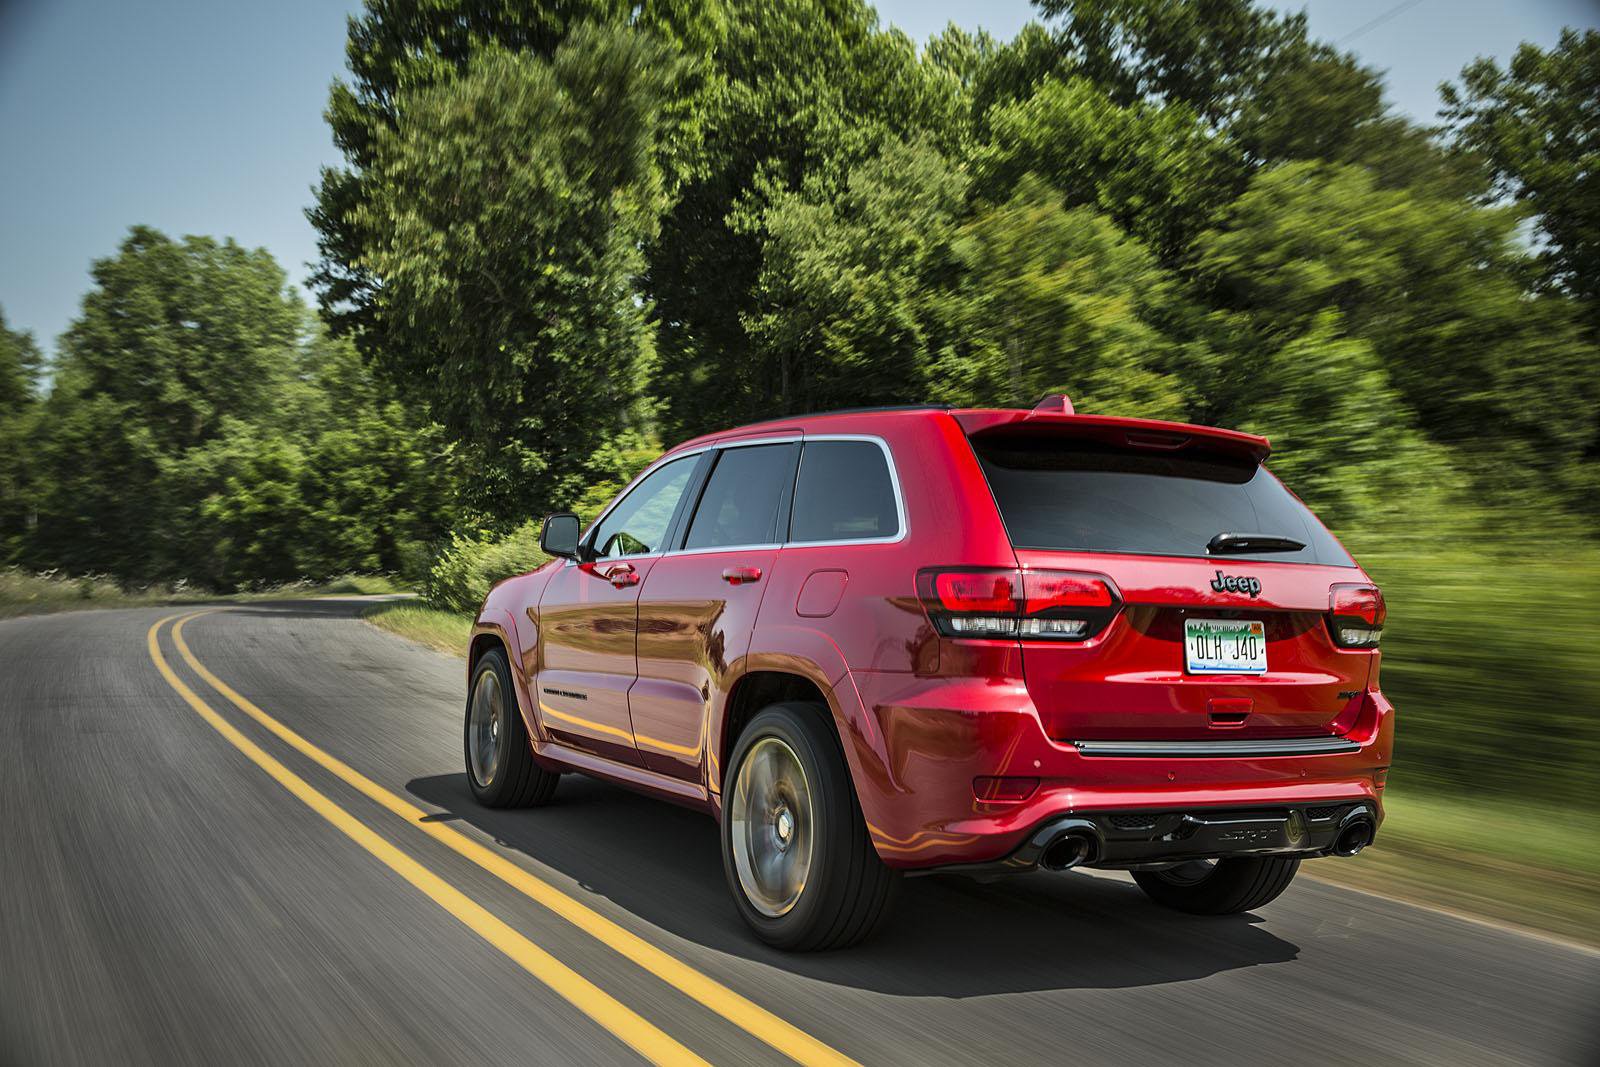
169 613 858 1067
147 614 707 1067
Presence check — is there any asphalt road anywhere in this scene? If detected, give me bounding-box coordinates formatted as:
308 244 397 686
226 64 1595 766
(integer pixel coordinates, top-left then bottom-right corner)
2 600 1596 1066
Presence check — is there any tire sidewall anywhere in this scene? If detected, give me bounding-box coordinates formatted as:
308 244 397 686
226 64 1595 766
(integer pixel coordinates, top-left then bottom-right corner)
720 703 855 947
465 648 518 805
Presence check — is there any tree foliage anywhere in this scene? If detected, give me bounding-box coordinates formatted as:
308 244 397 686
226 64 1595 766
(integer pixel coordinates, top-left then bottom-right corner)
19 229 453 588
1441 28 1600 330
346 27 685 516
0 309 44 561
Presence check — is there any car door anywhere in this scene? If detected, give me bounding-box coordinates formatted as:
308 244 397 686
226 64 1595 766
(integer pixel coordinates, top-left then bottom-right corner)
536 453 701 766
630 440 799 783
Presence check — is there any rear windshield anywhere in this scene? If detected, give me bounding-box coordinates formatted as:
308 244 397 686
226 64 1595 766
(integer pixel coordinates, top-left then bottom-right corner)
971 432 1353 566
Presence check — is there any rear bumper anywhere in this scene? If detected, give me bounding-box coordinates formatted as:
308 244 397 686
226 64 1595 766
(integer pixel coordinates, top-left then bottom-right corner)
839 671 1395 870
928 802 1379 875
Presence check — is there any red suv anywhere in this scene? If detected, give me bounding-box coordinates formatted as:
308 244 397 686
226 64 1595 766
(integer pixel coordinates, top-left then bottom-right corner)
465 398 1393 949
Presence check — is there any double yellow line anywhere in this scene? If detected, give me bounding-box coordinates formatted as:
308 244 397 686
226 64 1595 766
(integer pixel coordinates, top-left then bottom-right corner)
148 611 855 1067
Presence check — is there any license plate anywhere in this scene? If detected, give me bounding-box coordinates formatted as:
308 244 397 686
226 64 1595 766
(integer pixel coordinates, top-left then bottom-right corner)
1184 618 1267 674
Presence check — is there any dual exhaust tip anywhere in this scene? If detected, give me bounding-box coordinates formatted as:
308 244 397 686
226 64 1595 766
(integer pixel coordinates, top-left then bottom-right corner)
1039 831 1098 871
1332 815 1375 857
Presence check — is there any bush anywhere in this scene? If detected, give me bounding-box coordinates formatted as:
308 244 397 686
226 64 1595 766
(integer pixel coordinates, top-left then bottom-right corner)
426 522 550 614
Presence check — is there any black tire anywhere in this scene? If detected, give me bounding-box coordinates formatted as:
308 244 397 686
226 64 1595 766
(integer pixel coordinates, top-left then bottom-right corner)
464 647 559 809
721 702 898 950
1132 855 1301 915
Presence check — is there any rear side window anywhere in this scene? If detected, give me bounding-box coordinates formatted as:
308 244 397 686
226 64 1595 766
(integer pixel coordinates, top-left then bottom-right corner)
971 433 1353 566
684 444 797 550
790 440 900 543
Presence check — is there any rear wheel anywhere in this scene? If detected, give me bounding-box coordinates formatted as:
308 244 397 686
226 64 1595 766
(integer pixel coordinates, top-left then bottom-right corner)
464 647 558 808
1133 856 1300 915
721 702 897 950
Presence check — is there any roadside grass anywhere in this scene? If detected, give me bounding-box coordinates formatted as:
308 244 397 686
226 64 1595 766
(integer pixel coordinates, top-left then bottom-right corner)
362 601 475 656
1305 787 1600 947
0 567 409 619
1351 534 1600 809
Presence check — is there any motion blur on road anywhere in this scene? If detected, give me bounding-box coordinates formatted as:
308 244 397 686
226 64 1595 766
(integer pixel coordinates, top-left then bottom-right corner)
1 601 1594 1065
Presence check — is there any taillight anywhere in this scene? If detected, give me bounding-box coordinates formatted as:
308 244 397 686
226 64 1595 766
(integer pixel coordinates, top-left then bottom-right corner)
1328 583 1385 648
917 568 1120 641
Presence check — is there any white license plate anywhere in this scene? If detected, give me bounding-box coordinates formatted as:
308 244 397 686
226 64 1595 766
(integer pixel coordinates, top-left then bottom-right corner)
1185 618 1268 674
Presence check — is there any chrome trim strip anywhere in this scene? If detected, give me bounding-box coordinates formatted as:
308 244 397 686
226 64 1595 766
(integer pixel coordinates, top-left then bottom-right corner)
785 433 908 547
670 542 783 557
1071 737 1361 758
578 431 909 560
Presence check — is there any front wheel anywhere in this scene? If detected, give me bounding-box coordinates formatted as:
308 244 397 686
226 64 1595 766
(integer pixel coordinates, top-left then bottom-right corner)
464 648 559 808
721 702 897 950
1133 855 1301 915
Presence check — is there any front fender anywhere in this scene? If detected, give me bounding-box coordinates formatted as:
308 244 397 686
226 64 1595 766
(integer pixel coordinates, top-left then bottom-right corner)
470 610 549 746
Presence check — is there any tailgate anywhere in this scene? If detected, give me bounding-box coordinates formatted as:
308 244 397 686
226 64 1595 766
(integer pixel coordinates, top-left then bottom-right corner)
1014 550 1372 741
964 416 1376 743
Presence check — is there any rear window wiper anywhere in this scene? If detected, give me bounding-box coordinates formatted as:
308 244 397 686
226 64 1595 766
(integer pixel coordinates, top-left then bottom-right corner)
1207 531 1306 554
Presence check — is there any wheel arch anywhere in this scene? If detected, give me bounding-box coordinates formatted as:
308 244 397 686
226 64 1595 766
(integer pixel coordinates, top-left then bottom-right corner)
714 627 886 820
718 669 834 787
469 614 546 745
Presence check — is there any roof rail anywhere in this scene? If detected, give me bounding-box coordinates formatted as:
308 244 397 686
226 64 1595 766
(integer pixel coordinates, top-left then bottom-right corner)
788 403 948 418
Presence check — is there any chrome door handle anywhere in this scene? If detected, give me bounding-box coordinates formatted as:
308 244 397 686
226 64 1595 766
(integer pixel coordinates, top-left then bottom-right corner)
604 564 639 588
721 566 762 586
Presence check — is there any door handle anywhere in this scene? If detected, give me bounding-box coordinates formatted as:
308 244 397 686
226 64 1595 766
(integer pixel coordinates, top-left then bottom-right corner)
721 566 762 586
603 564 639 588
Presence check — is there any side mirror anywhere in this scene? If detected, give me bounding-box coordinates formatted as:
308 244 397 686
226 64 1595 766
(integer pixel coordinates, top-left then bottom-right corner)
540 512 582 560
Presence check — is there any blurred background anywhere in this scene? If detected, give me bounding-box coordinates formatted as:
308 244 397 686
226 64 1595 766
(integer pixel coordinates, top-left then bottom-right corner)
2 0 1598 945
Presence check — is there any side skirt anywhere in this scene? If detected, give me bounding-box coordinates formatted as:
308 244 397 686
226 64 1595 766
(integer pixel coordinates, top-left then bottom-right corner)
531 738 714 816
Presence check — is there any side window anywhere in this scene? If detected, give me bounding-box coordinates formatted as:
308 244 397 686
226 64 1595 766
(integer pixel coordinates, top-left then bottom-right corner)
589 455 696 559
683 444 796 550
790 440 900 543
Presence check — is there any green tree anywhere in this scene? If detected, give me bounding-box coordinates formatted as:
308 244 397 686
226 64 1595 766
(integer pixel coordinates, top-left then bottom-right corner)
0 307 42 413
0 309 44 561
1441 29 1600 329
311 0 716 339
28 229 299 579
1231 311 1459 528
1232 44 1478 197
947 176 1192 418
1034 0 1311 127
749 141 1192 420
746 138 968 412
341 28 684 518
49 227 299 455
648 0 966 441
1195 162 1600 498
973 76 1234 259
166 328 458 589
29 229 454 587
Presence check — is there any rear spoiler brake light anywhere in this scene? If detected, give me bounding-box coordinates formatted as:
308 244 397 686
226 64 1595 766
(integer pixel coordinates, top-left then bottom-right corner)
953 407 1271 463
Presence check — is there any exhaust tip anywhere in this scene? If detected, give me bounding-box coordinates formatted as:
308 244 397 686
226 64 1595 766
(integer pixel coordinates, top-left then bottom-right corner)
1333 818 1375 857
1040 832 1096 871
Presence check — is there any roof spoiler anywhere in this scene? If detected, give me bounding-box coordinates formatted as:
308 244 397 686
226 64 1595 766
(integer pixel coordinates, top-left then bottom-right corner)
955 397 1271 463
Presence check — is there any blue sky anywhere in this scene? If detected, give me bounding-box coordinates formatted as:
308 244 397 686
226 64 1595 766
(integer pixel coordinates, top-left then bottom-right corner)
1 1 1595 360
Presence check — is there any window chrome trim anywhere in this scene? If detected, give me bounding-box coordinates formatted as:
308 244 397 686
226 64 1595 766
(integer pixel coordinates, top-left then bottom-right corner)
785 434 908 548
670 542 784 557
576 431 908 561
